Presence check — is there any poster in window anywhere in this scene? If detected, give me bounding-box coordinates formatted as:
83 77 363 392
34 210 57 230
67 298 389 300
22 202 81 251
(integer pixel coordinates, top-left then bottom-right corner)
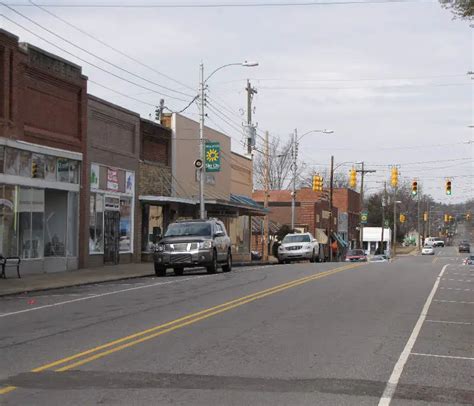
68 160 79 184
19 151 32 177
0 146 4 174
44 156 57 181
90 164 100 190
31 153 45 179
107 168 119 191
5 148 20 175
125 171 134 195
57 158 70 182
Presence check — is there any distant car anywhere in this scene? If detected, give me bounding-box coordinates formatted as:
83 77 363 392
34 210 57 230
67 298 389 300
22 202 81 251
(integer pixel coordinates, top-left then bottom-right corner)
459 242 470 253
432 240 445 247
345 249 367 262
153 219 232 276
277 233 319 264
370 254 389 263
463 255 474 265
422 245 435 255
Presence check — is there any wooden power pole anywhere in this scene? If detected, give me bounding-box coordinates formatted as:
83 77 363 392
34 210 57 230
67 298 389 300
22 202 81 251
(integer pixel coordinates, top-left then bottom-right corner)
263 131 270 261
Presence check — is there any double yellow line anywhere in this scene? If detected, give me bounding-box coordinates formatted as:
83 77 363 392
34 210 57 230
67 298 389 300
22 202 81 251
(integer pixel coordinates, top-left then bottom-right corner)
0 263 361 395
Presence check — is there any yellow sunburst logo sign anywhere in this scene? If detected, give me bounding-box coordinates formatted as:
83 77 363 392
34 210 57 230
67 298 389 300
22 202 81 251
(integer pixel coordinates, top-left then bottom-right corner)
206 148 219 162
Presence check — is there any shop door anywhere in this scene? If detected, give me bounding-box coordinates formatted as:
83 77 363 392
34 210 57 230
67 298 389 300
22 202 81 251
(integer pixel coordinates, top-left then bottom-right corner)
104 211 120 264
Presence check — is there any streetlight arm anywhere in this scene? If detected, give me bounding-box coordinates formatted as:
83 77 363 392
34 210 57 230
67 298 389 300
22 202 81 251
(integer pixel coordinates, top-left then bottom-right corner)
204 61 259 84
297 129 333 143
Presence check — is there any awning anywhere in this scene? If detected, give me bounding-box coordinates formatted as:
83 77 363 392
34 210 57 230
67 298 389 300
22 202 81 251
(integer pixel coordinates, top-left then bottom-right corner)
315 228 328 244
139 195 198 205
230 194 268 214
332 232 349 248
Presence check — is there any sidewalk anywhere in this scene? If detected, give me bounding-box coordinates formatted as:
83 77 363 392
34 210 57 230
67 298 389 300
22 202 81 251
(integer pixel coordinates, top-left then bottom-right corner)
0 259 276 297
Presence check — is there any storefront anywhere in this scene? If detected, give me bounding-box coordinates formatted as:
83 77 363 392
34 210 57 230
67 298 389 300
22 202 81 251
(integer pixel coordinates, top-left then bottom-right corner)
88 163 135 265
0 140 81 274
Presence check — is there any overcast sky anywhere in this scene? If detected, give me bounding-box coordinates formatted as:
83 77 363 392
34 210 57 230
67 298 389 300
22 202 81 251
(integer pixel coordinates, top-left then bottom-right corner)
1 0 472 203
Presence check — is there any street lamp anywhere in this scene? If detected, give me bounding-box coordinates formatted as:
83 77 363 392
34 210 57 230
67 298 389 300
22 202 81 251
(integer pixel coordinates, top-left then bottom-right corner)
198 60 259 219
290 129 334 230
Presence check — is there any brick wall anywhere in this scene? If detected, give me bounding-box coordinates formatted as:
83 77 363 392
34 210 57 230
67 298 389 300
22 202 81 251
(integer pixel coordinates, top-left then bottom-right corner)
140 118 171 166
138 162 171 197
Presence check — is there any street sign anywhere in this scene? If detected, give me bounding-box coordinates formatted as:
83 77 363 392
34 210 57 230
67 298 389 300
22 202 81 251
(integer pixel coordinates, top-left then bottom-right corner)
205 142 221 172
360 210 368 224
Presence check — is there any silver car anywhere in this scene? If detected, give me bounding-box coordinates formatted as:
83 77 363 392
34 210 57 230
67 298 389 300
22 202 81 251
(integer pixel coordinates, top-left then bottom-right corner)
278 233 319 264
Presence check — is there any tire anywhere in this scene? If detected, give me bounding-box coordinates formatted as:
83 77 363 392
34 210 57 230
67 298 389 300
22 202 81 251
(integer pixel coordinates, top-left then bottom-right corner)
310 250 316 263
207 251 218 274
173 267 184 276
278 258 285 264
154 263 166 277
222 251 232 273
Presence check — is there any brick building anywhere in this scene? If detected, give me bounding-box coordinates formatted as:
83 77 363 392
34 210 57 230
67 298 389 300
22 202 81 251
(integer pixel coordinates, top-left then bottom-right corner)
0 30 87 274
332 188 361 248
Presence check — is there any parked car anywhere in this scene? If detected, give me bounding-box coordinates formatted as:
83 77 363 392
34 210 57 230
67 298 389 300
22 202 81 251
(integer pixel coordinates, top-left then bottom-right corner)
458 241 470 253
462 255 474 265
153 219 232 276
277 233 319 264
421 245 435 255
370 254 389 263
345 249 367 262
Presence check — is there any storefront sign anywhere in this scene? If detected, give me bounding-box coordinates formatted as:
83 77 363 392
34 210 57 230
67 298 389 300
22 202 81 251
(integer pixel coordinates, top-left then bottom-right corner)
205 142 221 172
90 164 100 190
57 158 70 182
107 168 119 191
125 171 134 194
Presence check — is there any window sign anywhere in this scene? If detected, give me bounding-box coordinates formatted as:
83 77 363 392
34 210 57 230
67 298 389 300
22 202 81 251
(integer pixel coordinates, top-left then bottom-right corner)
125 171 134 195
107 168 119 191
90 164 100 190
0 146 4 174
119 197 132 252
205 142 221 172
19 151 31 177
5 148 20 175
31 153 45 179
68 160 79 184
44 156 57 181
57 158 70 182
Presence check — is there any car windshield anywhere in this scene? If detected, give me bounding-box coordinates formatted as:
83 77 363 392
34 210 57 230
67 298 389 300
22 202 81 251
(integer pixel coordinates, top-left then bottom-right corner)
165 222 212 237
347 250 365 256
282 235 311 243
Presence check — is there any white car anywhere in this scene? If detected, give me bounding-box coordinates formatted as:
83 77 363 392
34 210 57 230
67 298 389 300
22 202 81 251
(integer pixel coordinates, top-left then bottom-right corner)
278 232 319 264
421 245 435 255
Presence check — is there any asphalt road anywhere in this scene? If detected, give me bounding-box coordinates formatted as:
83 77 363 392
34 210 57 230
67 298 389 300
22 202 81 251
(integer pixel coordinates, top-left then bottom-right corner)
0 245 472 405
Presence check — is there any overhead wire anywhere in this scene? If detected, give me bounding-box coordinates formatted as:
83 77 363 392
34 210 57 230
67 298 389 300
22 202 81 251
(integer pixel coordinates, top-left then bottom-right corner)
1 2 195 99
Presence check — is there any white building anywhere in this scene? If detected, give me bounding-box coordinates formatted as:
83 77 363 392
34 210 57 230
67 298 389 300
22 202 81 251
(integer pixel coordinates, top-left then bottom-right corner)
362 227 392 255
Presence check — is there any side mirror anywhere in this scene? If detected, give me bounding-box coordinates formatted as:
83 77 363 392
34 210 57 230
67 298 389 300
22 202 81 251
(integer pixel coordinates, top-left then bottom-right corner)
215 231 224 238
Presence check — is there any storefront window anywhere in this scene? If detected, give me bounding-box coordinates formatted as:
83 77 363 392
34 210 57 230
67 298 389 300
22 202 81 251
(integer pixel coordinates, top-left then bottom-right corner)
44 156 57 181
32 153 45 179
0 184 18 257
18 187 44 259
5 148 20 175
0 146 4 174
68 161 79 184
19 151 31 177
142 205 163 252
44 189 67 257
228 215 250 254
57 158 70 183
89 193 104 253
119 197 132 252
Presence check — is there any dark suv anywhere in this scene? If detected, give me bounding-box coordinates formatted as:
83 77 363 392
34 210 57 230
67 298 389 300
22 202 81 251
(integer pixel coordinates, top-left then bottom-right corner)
153 219 232 276
458 241 470 253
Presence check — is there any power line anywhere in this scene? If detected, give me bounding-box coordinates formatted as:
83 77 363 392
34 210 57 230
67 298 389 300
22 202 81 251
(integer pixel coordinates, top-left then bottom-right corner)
25 0 195 93
3 0 432 9
257 83 470 90
2 2 195 98
1 14 193 104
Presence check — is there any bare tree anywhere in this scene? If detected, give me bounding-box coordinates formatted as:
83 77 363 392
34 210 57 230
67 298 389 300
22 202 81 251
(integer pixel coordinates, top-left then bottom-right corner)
254 136 294 190
439 0 473 20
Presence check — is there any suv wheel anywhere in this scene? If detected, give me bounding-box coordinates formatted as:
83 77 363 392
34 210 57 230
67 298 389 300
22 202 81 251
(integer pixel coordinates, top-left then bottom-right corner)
174 267 184 276
222 251 232 272
207 251 218 274
154 263 166 277
310 249 316 263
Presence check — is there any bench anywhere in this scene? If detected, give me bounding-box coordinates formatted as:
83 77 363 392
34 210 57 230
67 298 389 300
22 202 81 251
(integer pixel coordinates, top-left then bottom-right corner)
0 256 21 279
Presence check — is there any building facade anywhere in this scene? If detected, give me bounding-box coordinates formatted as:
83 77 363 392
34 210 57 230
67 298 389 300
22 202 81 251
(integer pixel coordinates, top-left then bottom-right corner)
83 95 140 267
0 30 87 274
332 188 361 248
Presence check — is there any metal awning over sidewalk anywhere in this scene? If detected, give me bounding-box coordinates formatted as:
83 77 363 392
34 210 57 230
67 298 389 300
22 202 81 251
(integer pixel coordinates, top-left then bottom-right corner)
333 232 349 248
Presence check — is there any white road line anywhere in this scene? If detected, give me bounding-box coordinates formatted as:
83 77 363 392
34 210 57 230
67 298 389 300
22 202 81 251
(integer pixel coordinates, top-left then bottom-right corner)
411 352 474 361
378 264 448 406
439 287 472 291
442 278 472 282
425 319 472 325
433 299 474 304
0 274 213 318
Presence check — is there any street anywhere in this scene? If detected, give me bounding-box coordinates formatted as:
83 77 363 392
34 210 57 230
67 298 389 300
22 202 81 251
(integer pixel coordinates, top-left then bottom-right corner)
0 248 472 405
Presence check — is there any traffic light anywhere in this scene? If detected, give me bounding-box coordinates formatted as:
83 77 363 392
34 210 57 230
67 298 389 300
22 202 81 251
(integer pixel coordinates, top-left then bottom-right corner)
31 161 38 178
399 214 406 223
390 167 398 188
449 215 453 223
466 213 471 221
312 175 323 192
445 180 452 196
423 212 428 222
444 214 449 223
411 180 418 196
349 168 357 188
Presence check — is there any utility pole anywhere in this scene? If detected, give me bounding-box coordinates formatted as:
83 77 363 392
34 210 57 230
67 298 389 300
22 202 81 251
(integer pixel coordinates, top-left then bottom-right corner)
417 190 421 251
199 63 206 219
329 155 334 261
263 131 270 262
245 80 257 155
392 188 397 258
291 129 298 231
380 181 386 255
356 162 376 250
428 203 432 237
